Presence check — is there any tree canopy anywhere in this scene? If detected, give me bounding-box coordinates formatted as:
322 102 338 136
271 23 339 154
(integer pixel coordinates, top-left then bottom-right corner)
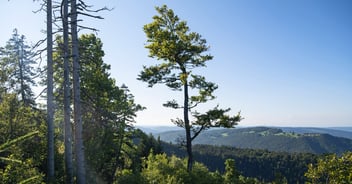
139 5 242 171
0 29 37 106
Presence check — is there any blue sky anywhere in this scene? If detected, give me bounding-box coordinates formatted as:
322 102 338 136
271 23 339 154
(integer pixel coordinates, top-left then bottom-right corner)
1 0 351 127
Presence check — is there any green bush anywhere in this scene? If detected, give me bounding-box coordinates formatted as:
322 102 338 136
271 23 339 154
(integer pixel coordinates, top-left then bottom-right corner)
140 152 223 184
305 152 352 184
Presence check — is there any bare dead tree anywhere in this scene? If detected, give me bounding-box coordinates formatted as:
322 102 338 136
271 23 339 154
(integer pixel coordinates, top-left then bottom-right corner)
46 0 55 183
70 0 86 183
60 0 74 183
70 1 111 183
34 0 111 182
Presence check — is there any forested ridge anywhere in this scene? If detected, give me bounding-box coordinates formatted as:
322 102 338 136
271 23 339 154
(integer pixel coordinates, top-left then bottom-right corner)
0 1 351 184
158 126 352 155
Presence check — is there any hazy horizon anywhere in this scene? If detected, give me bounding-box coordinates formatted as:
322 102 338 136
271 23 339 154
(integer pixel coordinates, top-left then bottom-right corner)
136 123 352 128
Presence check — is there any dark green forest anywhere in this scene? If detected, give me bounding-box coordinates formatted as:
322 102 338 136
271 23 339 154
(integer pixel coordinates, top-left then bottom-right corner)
0 1 351 184
162 143 317 183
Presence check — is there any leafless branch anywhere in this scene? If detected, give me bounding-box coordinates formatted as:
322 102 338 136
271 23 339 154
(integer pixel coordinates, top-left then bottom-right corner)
31 67 47 80
77 25 99 33
78 0 113 13
35 87 47 100
189 101 201 110
33 37 47 49
191 125 206 141
32 0 46 14
77 11 104 19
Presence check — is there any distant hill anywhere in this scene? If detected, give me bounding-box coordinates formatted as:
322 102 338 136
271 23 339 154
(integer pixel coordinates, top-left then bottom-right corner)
140 125 352 139
156 126 352 155
329 127 352 132
279 127 352 139
136 125 182 134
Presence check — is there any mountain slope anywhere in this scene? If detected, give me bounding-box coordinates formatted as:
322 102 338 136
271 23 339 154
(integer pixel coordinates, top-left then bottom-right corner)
157 127 352 154
280 127 352 139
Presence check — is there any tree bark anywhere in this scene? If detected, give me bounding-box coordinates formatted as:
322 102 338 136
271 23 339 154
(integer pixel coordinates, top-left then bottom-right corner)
71 0 86 183
46 0 55 182
62 0 73 182
184 79 193 172
17 39 26 104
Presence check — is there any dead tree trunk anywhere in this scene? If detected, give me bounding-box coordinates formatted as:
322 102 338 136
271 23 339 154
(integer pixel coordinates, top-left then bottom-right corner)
71 0 86 183
46 0 55 182
61 0 73 183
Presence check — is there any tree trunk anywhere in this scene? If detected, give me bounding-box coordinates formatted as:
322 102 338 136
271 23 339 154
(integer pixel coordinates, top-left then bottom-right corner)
183 79 193 172
71 0 86 183
46 0 55 182
17 40 26 104
62 0 73 182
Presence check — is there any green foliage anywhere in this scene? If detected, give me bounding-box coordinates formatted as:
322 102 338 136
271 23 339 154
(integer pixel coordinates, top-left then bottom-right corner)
0 94 47 161
139 4 215 97
115 152 267 184
0 29 37 106
52 34 145 183
0 126 45 183
114 169 145 184
224 159 240 184
0 30 46 182
140 152 224 184
139 4 215 109
0 155 44 184
140 4 242 171
161 142 318 183
305 152 352 184
79 34 144 183
0 131 39 153
191 107 242 139
142 5 212 71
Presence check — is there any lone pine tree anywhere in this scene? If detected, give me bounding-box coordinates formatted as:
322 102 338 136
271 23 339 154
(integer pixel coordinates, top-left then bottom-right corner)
139 5 242 171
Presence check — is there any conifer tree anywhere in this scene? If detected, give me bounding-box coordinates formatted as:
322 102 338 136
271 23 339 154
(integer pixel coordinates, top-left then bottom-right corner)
139 5 242 171
0 29 37 106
